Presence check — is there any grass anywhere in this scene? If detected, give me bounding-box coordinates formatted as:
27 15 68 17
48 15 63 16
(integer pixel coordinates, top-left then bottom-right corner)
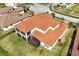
59 28 74 56
0 27 74 56
53 3 79 17
70 5 79 16
0 3 6 8
0 46 10 56
54 17 64 22
0 29 14 38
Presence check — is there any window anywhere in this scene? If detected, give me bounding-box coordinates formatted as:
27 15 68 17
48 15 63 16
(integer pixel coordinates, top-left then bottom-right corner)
17 33 21 37
21 31 25 36
22 36 26 41
27 31 31 36
16 28 20 32
44 44 49 48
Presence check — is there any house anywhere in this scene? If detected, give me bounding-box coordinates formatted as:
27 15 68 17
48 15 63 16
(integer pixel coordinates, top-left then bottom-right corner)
58 3 72 8
0 7 14 14
72 28 79 56
0 7 31 31
15 13 68 50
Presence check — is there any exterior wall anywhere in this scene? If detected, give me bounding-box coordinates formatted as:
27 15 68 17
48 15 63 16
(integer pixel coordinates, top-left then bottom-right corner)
41 42 52 50
2 21 22 31
58 3 73 8
15 28 28 40
41 27 68 50
19 11 24 14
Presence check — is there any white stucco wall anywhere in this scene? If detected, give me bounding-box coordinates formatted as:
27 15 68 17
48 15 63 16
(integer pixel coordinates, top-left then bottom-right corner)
16 29 28 40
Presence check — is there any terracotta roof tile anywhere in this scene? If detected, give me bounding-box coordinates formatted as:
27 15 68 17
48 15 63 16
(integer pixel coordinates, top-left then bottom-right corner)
16 13 68 47
16 13 60 32
32 22 68 46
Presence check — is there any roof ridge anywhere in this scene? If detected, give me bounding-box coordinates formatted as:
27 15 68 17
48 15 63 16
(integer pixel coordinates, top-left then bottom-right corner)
31 24 59 34
3 13 13 27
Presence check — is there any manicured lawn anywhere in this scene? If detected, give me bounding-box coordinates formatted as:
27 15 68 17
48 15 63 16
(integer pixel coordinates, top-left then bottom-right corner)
53 3 79 17
0 3 6 8
0 27 74 56
70 5 79 16
0 29 14 38
59 27 75 56
54 17 64 22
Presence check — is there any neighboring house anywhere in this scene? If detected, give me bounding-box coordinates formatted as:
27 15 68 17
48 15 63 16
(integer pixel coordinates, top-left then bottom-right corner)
0 7 31 31
15 13 68 50
58 3 72 8
0 7 14 14
0 6 24 14
5 3 18 8
72 29 79 56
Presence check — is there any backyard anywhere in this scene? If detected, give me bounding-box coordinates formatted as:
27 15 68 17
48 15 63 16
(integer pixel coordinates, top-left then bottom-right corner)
53 3 79 17
0 27 74 56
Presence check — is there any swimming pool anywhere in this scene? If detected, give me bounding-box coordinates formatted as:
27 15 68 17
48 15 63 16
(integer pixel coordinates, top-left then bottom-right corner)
29 5 52 13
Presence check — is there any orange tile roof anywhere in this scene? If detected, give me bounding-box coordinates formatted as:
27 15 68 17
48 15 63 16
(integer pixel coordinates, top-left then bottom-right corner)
16 13 68 47
32 22 68 46
16 13 60 32
72 29 79 56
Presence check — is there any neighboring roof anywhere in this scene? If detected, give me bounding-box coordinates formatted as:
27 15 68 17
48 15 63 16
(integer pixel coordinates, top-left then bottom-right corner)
72 28 79 56
32 22 68 46
16 13 68 46
16 13 60 33
0 12 31 28
14 7 24 13
0 7 13 14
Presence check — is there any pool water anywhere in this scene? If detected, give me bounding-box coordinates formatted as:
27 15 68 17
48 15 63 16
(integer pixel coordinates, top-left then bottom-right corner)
29 5 52 13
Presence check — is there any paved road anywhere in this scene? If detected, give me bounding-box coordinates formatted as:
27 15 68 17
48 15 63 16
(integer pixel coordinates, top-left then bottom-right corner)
51 8 79 23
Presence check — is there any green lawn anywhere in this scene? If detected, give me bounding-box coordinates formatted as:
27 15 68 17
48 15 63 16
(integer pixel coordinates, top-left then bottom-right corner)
0 29 14 38
0 3 6 8
69 5 79 16
59 27 74 56
0 27 74 56
54 17 64 22
53 3 79 17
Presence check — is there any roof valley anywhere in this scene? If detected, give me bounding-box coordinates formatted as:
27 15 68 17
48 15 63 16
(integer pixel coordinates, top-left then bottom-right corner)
31 24 59 34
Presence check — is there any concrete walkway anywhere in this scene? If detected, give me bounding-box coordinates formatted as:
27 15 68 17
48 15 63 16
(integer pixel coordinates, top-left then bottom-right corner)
51 8 79 23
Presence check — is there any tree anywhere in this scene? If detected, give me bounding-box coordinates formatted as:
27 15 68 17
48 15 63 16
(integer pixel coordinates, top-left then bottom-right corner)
51 13 55 18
